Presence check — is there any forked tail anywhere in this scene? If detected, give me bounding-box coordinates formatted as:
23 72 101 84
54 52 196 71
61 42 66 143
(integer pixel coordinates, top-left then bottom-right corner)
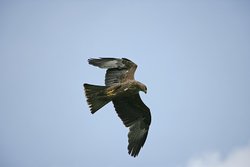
83 83 111 114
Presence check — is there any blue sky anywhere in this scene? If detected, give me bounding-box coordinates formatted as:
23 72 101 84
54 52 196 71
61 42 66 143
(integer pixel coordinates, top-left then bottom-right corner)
1 1 250 167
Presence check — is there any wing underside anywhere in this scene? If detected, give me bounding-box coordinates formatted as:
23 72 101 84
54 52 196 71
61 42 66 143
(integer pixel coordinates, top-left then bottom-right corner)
112 94 151 157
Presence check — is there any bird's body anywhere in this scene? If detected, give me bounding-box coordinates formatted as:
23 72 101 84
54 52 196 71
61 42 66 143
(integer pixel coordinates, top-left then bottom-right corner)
106 80 146 97
83 58 151 157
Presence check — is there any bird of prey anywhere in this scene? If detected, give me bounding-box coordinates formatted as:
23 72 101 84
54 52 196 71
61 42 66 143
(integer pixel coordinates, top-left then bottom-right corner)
83 58 151 157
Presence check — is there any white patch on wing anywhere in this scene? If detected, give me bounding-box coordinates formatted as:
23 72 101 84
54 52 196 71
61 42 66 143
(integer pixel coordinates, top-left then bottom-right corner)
103 60 126 68
124 88 128 91
104 60 119 67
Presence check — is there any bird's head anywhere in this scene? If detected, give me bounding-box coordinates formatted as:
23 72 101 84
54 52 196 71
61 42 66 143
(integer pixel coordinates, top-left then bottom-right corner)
138 82 147 94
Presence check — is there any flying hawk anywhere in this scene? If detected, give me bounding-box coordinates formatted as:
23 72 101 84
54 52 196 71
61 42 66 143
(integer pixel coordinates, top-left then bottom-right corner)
83 58 151 157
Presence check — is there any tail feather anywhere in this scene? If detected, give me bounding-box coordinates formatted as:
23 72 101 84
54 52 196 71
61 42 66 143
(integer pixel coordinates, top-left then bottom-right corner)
83 83 111 114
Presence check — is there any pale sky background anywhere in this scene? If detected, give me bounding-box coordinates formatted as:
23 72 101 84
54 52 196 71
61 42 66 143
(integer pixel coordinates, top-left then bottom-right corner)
1 1 250 167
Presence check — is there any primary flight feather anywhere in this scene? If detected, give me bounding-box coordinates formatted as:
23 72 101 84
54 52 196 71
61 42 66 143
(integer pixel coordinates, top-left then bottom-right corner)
83 58 151 157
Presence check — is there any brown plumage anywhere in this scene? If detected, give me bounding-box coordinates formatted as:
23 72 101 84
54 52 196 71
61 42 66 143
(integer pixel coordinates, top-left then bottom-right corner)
83 58 151 157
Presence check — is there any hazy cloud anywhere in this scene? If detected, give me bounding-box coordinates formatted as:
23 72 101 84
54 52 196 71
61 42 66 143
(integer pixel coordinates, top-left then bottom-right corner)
186 143 250 167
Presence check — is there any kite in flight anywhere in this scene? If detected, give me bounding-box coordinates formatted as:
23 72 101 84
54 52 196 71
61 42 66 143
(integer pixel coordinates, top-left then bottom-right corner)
83 58 151 157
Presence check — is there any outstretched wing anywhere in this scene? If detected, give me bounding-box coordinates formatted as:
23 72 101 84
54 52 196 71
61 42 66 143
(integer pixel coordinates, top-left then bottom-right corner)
112 94 151 157
88 58 137 86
